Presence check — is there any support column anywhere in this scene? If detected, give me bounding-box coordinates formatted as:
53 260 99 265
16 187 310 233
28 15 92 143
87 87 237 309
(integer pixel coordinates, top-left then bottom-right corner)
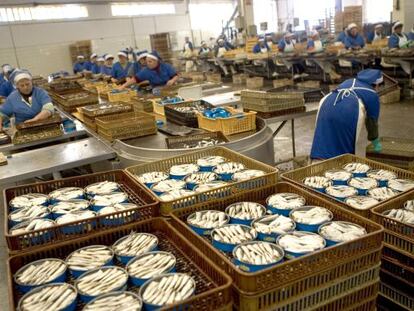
393 0 414 29
237 0 255 32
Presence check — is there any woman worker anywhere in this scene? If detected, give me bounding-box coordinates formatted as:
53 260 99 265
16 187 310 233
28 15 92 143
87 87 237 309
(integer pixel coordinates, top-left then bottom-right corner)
344 24 365 50
101 54 114 76
121 51 148 89
307 31 341 81
278 32 307 80
388 21 412 76
214 38 236 76
0 67 18 98
0 70 54 130
111 50 133 84
252 37 278 77
133 51 178 87
0 64 13 85
73 55 87 74
85 53 100 74
310 69 383 160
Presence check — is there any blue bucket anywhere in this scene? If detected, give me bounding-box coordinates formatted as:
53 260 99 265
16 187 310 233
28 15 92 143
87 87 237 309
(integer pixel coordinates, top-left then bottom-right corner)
17 283 77 311
127 251 176 286
113 233 159 264
289 206 333 233
75 266 128 303
66 245 114 278
139 273 196 311
14 259 67 293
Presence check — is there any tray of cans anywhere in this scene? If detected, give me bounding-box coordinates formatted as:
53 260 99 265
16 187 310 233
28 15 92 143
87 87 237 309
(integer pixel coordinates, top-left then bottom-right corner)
169 182 382 310
12 124 64 145
53 89 99 110
371 190 414 258
125 146 278 216
281 153 414 219
3 170 159 253
7 217 233 311
164 100 214 128
15 114 62 130
79 102 133 118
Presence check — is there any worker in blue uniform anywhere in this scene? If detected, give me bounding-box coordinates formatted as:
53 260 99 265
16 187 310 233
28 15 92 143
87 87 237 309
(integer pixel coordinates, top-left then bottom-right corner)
344 23 365 49
336 27 348 44
408 24 414 41
0 64 13 85
310 69 383 160
96 57 105 75
278 32 308 79
0 70 54 130
133 51 178 87
111 50 133 83
0 67 19 98
85 53 100 74
122 50 148 89
252 37 278 77
73 55 87 74
214 38 236 76
388 21 412 75
101 54 114 76
367 24 385 43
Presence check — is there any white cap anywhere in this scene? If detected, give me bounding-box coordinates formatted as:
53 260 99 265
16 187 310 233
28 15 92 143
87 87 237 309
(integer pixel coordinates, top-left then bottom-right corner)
137 52 148 61
14 72 32 84
375 76 383 85
117 51 128 58
218 38 224 43
97 57 104 62
2 65 12 74
77 55 84 59
375 24 383 29
393 21 403 31
90 53 97 59
348 23 358 30
104 54 114 60
146 53 159 61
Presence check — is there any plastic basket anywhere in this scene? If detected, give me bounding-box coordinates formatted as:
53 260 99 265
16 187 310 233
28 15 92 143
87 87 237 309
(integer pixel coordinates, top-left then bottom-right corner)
79 102 132 118
126 146 278 215
379 271 414 311
96 111 157 142
169 182 383 295
15 114 62 130
371 190 414 254
297 80 321 88
382 231 414 259
130 98 153 113
107 90 135 103
380 88 401 104
381 254 414 287
281 153 414 219
273 78 294 88
268 85 324 103
165 131 229 149
7 218 232 311
3 170 159 253
246 77 264 89
233 74 247 85
366 137 414 169
164 100 214 127
197 107 257 136
53 90 99 108
206 73 222 83
12 124 64 145
241 89 305 112
246 106 306 119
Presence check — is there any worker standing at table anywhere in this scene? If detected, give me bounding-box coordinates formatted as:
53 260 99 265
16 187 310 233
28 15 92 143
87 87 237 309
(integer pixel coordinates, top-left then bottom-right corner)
183 36 196 72
265 34 275 50
132 51 179 87
367 24 385 43
111 50 133 84
0 64 13 85
73 55 87 74
0 70 54 130
215 38 236 76
198 41 212 72
0 67 18 98
310 69 383 160
101 54 114 76
253 37 278 77
388 21 412 76
278 32 307 80
336 27 348 44
96 57 105 75
85 53 100 74
307 31 341 81
344 24 365 49
121 51 148 89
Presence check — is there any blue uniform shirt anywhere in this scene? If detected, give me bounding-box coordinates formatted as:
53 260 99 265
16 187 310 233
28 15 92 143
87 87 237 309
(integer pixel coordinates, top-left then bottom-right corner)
0 80 14 97
0 87 54 124
84 61 93 71
336 31 347 43
0 73 6 85
253 43 270 53
344 34 365 49
111 62 132 80
136 62 177 87
90 63 100 74
388 33 408 48
310 78 380 159
73 62 87 74
101 66 112 75
408 31 414 41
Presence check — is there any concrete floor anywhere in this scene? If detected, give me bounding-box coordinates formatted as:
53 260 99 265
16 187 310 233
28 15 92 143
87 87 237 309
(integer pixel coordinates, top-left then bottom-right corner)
1 99 413 310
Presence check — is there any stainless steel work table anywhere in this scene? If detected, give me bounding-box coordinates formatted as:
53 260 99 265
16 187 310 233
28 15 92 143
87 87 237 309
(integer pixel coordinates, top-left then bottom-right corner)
0 137 116 184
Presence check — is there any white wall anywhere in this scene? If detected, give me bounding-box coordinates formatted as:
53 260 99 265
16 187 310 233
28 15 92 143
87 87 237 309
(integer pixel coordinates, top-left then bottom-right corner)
0 3 192 76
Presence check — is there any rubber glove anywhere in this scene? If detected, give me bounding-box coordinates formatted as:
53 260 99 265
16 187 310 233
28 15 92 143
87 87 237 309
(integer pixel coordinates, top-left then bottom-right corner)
372 138 382 153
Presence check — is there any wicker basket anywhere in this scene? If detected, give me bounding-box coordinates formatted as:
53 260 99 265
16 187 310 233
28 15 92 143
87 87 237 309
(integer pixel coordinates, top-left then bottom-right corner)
241 90 305 112
107 89 135 103
281 153 414 219
232 74 247 85
7 218 232 311
246 77 264 89
165 131 229 149
53 90 99 110
130 98 154 113
12 124 63 145
380 88 401 104
268 85 324 103
126 146 278 215
170 182 383 309
96 111 157 141
79 102 132 118
297 80 320 88
273 78 294 88
197 107 257 135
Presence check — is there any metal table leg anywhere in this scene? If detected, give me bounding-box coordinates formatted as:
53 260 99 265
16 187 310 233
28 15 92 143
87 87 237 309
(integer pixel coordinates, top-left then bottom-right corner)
272 120 287 138
291 119 296 158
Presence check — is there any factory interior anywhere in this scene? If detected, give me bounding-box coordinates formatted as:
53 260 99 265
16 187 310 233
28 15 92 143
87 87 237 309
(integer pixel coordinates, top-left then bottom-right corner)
0 0 414 310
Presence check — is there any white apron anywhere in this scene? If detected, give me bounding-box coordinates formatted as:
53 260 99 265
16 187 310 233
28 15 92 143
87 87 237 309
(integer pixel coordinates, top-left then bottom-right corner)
391 34 412 74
